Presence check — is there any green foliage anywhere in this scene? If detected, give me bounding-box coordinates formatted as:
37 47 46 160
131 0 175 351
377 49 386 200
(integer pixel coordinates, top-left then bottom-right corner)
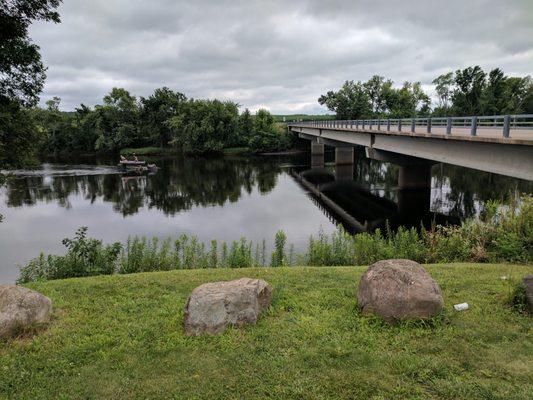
509 280 528 314
270 230 287 267
0 0 62 107
318 75 430 119
18 195 533 282
120 147 169 156
434 67 533 116
168 99 240 154
227 238 253 268
247 109 293 153
0 100 40 167
18 88 290 158
17 227 121 283
320 67 533 119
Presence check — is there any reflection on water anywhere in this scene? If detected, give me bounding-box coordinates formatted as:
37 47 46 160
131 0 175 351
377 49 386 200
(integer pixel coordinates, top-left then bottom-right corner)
0 151 531 282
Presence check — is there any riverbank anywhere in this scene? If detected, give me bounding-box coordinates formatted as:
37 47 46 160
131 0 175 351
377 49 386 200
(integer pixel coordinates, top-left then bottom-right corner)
2 263 532 399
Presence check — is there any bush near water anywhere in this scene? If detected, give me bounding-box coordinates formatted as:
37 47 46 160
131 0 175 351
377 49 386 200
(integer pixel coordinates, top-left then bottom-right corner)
18 195 532 283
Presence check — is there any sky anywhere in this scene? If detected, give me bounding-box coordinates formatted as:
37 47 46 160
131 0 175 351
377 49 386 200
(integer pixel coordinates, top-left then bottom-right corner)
30 0 533 114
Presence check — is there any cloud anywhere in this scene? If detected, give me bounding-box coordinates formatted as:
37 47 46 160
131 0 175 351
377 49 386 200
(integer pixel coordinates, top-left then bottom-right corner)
29 0 533 113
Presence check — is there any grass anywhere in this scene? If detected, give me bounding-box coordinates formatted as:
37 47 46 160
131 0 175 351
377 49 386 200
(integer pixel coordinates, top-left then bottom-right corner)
119 147 176 156
222 146 251 155
1 263 532 399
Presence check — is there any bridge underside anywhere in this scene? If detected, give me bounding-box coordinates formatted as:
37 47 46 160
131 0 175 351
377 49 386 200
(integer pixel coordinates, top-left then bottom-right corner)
292 126 533 181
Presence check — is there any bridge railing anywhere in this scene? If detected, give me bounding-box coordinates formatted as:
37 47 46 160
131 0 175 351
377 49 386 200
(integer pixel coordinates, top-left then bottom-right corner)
288 114 533 139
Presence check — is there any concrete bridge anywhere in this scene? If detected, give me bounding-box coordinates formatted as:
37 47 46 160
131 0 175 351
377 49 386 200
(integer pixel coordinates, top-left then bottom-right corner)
288 114 533 182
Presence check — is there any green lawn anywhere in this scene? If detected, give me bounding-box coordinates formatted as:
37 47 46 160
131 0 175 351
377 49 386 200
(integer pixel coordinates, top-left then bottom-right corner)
1 264 532 399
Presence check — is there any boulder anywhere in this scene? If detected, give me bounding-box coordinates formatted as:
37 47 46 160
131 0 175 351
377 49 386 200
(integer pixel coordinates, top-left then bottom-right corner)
0 285 52 339
523 275 533 314
184 277 273 335
357 259 443 323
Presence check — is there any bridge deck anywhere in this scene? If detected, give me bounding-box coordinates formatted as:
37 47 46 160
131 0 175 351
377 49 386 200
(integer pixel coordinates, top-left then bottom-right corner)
289 116 533 180
289 124 533 145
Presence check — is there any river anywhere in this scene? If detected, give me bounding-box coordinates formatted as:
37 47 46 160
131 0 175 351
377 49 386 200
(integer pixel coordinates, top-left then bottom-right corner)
1 150 531 283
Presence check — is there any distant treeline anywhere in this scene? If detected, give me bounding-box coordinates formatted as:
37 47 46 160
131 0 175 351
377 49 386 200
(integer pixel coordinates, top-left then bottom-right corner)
319 66 533 120
0 88 294 168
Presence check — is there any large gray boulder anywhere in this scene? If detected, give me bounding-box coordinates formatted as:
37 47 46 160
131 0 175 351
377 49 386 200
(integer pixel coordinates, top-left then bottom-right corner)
357 259 443 323
0 285 52 339
184 277 273 336
523 275 533 314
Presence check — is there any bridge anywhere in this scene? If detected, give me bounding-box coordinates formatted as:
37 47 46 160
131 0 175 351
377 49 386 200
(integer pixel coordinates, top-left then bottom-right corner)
288 114 533 182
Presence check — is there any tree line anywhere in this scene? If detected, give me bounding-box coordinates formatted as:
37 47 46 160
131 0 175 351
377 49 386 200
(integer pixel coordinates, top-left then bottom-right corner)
1 87 292 167
318 67 533 119
36 88 291 154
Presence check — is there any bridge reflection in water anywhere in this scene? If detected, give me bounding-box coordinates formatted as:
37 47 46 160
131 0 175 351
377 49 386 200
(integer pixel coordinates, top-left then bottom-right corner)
290 160 459 234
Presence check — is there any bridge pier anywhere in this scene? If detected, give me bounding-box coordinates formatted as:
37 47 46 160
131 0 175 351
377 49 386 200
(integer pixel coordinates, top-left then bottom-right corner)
335 146 354 165
311 142 324 167
398 165 432 190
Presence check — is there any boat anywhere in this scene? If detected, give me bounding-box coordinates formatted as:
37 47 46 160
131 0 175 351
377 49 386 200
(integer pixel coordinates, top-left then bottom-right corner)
118 159 157 174
119 160 146 167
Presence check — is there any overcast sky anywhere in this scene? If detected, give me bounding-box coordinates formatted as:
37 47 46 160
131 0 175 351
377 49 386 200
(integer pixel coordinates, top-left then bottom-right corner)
30 0 533 113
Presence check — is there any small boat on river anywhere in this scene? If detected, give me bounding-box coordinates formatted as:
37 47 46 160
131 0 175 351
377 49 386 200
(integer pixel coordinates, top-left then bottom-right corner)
118 159 157 174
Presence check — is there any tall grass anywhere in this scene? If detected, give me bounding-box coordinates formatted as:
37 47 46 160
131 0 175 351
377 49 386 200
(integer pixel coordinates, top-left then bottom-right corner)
18 195 532 283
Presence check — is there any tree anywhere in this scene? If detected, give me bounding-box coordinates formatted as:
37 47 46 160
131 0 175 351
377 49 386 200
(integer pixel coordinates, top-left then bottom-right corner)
318 80 372 119
139 87 187 148
168 99 240 154
94 88 140 152
0 0 62 167
363 75 391 115
501 76 533 114
0 100 40 166
248 109 291 152
432 72 454 115
0 0 62 106
238 108 253 144
452 66 486 115
383 81 430 118
482 68 507 115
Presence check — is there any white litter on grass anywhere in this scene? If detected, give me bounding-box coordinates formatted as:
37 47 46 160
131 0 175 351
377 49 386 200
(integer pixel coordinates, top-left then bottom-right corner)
500 276 509 280
454 303 469 311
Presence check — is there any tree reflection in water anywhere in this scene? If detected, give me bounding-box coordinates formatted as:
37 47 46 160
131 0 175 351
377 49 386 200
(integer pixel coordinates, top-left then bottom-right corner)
2 152 531 221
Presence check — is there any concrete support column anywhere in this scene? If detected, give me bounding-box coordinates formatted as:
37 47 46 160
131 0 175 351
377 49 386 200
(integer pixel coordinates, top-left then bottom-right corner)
311 142 324 156
397 165 432 224
398 165 432 190
311 142 324 167
335 146 354 165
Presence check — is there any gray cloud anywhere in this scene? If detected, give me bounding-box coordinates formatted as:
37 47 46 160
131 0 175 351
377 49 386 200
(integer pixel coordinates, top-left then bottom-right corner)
29 0 533 113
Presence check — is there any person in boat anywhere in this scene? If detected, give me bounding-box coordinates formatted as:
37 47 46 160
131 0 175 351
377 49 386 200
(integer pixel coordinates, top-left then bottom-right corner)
120 155 128 162
132 153 138 162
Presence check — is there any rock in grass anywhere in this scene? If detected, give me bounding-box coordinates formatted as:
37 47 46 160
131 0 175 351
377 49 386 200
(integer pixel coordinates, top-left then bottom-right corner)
184 278 273 336
357 259 443 323
523 275 533 314
0 285 52 339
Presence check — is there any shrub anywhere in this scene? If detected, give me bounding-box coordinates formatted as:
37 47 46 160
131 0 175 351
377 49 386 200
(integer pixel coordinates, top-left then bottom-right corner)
271 230 287 267
18 227 121 283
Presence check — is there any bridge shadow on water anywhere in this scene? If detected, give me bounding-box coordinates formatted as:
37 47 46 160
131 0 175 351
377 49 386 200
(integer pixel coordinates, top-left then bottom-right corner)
289 145 532 234
290 165 459 234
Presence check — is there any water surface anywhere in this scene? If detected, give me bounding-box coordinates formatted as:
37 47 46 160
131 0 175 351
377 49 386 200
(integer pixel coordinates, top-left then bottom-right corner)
1 152 530 283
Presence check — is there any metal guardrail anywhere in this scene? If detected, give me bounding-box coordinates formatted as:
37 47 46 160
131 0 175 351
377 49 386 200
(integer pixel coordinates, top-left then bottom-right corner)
288 114 533 138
